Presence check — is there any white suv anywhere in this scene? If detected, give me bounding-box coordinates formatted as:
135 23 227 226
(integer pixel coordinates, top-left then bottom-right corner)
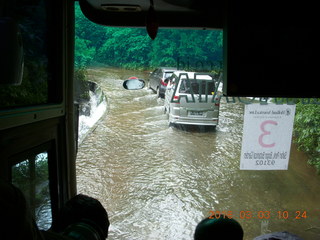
164 71 221 126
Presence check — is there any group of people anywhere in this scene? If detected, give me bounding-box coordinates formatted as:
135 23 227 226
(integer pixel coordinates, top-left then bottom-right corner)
1 178 244 240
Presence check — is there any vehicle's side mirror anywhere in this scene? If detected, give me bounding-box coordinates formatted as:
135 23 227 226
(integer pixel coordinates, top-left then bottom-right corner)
123 78 145 90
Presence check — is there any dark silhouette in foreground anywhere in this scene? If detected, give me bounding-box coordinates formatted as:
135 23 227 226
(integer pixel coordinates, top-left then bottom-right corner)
194 215 244 240
0 178 109 240
52 194 110 240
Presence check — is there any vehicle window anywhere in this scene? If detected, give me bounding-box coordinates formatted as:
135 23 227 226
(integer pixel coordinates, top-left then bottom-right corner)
0 0 49 109
164 72 174 79
11 151 52 230
179 79 215 94
74 3 320 240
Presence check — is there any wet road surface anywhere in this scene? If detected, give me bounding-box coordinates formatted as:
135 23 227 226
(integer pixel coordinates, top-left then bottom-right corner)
76 68 320 240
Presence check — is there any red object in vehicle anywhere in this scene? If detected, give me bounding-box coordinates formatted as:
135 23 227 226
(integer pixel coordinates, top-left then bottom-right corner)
160 78 168 86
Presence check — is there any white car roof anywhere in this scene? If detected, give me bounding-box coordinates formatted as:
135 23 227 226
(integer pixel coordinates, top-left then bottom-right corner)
173 71 212 80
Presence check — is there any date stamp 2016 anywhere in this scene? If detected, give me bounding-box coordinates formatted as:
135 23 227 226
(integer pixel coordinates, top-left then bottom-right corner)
208 210 316 220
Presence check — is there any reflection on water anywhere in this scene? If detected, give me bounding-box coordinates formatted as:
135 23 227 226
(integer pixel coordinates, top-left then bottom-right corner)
76 68 320 240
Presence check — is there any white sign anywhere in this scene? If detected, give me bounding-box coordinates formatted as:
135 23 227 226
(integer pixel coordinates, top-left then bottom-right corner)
240 104 296 170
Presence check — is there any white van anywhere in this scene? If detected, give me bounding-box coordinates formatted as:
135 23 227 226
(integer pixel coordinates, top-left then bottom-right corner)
164 71 221 126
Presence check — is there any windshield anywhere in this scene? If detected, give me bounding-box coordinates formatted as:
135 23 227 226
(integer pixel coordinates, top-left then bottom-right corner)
74 3 320 240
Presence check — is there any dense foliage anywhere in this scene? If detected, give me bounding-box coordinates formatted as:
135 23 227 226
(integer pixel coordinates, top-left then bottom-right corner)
75 4 223 71
294 102 320 172
74 68 90 103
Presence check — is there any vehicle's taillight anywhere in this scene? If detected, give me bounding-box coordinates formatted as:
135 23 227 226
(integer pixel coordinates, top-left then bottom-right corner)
160 78 167 86
173 95 180 103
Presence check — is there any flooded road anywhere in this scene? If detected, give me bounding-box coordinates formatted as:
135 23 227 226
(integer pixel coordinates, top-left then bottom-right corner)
76 68 320 240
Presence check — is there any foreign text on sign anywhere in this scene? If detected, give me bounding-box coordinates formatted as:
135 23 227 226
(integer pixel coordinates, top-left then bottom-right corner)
240 104 296 170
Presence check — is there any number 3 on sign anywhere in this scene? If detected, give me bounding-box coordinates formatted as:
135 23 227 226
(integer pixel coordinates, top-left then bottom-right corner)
258 120 278 148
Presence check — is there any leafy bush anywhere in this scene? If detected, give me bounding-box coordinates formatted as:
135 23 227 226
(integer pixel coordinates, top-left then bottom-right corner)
294 102 320 172
74 68 90 102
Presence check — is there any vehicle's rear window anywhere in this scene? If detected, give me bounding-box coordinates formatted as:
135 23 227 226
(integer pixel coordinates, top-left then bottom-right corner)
164 72 174 79
179 79 215 94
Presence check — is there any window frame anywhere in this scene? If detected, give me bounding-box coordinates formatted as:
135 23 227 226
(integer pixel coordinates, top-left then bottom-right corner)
9 142 54 229
0 0 76 230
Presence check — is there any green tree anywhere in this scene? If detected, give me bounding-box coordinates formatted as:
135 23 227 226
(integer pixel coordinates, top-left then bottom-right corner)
75 3 223 70
75 36 96 67
75 3 107 67
98 28 152 69
294 102 320 172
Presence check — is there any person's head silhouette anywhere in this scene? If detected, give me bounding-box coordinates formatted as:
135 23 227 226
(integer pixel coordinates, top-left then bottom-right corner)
194 214 244 240
0 178 43 240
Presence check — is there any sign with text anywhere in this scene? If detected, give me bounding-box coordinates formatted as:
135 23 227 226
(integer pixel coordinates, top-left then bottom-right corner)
240 104 296 170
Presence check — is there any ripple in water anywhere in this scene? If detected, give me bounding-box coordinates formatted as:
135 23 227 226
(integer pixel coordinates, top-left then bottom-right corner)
77 68 320 240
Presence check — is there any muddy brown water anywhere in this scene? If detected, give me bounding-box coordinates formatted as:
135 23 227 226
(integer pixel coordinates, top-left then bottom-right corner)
76 68 320 240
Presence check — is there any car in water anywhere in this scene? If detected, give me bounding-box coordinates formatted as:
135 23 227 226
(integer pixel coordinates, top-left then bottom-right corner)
164 71 221 126
148 67 177 98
